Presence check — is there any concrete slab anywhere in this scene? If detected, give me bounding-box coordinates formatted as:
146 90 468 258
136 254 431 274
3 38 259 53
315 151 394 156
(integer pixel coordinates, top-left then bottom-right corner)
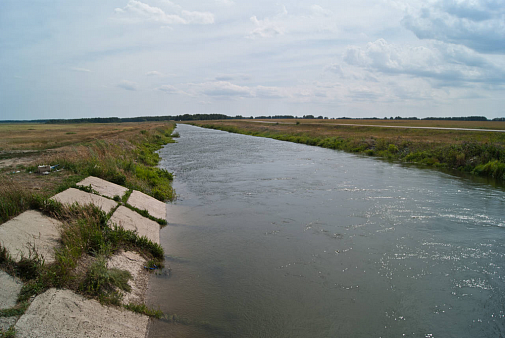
0 210 61 263
109 206 160 245
107 251 149 305
76 176 129 199
127 190 166 221
51 188 117 214
0 271 23 310
15 288 149 338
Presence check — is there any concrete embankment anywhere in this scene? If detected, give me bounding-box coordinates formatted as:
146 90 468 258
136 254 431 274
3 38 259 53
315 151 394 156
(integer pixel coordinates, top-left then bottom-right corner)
0 176 167 337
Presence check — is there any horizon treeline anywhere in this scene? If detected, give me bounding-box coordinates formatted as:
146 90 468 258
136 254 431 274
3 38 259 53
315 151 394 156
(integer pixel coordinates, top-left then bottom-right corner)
1 114 504 124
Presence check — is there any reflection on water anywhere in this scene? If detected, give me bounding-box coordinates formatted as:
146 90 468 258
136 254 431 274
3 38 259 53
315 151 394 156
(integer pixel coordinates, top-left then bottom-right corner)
148 124 505 338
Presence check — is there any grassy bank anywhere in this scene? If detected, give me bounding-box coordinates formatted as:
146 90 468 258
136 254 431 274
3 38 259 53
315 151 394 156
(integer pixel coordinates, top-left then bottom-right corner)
0 122 176 334
189 120 505 181
0 122 176 224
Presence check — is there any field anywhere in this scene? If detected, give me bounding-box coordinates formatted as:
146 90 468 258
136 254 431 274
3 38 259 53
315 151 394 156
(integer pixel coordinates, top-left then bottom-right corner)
0 121 177 223
188 119 505 181
251 119 505 130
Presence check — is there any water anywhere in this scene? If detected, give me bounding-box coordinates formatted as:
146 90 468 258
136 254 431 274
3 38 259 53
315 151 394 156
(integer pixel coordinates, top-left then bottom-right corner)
147 124 505 337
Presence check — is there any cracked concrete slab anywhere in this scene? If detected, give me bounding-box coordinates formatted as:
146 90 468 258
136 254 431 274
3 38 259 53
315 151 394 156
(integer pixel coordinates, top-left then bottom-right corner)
126 190 166 221
0 271 23 310
107 251 149 305
77 176 129 199
51 188 117 213
109 206 160 244
0 210 61 263
15 288 149 338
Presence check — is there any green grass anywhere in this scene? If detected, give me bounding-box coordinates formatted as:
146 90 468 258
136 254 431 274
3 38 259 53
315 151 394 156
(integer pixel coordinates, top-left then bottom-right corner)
80 257 132 306
0 326 16 338
0 124 175 225
1 202 165 313
124 203 168 227
124 303 163 318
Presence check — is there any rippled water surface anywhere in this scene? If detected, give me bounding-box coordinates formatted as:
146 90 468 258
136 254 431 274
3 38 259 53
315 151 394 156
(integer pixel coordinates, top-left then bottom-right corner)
148 124 505 337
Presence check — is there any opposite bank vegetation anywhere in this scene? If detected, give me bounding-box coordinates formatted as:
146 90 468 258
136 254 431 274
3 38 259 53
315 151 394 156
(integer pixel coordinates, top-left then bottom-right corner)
192 121 505 181
0 123 177 337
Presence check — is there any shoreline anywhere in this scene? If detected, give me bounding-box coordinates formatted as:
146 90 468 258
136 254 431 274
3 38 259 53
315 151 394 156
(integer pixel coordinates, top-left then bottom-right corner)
1 176 167 337
1 122 176 337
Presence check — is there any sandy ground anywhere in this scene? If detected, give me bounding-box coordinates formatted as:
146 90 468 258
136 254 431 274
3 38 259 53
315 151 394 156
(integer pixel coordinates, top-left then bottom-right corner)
107 251 150 305
109 206 160 244
51 188 117 213
77 176 129 199
127 190 167 221
15 288 149 338
0 210 61 263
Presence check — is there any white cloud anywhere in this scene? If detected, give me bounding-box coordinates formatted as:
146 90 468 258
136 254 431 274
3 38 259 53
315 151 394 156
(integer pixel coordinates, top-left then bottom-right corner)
198 81 254 98
215 0 234 6
342 39 505 86
310 5 333 17
248 16 285 39
248 7 288 39
117 80 139 91
402 0 505 54
70 67 92 72
157 84 179 93
256 86 290 99
114 0 214 26
146 70 163 76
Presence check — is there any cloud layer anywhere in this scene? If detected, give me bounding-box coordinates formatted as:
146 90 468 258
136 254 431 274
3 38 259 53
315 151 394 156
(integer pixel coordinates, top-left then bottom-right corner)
1 0 504 120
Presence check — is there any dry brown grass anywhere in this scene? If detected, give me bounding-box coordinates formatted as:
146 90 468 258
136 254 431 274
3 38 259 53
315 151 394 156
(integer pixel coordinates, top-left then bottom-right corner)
0 121 175 209
0 122 163 152
252 119 505 130
187 120 505 145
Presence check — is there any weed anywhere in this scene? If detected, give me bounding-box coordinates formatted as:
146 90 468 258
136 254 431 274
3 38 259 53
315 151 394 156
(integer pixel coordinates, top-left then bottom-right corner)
0 303 28 317
0 326 16 338
124 204 168 227
124 303 163 318
80 256 131 305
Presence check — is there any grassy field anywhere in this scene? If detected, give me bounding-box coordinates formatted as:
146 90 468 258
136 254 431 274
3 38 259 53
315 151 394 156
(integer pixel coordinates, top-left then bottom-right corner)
251 119 505 130
188 119 505 181
0 121 177 223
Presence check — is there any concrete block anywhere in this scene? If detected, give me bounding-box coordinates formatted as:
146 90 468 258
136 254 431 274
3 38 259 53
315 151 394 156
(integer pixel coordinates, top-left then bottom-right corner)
127 190 166 221
107 251 149 305
0 271 23 310
15 288 149 338
76 176 128 199
51 188 117 214
0 210 61 263
109 206 159 244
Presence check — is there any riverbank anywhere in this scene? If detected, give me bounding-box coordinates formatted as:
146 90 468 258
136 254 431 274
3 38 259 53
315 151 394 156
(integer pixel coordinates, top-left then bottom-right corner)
188 120 505 181
0 122 177 337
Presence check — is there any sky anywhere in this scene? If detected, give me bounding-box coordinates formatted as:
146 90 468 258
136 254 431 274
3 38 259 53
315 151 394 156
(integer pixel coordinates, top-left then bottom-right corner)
1 0 504 120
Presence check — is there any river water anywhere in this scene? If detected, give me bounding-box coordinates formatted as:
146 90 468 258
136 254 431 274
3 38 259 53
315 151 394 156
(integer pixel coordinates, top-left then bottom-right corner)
148 124 505 338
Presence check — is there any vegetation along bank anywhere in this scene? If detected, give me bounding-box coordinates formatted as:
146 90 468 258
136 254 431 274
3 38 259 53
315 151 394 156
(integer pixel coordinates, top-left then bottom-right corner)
0 122 177 336
189 119 505 182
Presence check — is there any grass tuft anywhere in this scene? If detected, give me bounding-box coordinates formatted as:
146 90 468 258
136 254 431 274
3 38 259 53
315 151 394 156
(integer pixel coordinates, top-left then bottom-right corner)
80 257 132 305
124 303 163 318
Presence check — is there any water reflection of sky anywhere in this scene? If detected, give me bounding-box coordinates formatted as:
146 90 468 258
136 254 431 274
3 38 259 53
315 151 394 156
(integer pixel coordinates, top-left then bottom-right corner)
149 124 505 338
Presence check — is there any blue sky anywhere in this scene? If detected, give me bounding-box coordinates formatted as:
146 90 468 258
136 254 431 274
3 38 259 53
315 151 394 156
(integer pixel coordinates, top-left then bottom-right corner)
1 0 504 120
